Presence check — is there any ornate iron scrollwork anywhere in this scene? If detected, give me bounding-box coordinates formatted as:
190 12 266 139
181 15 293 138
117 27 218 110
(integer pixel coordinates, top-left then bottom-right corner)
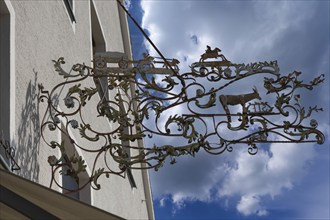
38 46 325 192
0 136 20 171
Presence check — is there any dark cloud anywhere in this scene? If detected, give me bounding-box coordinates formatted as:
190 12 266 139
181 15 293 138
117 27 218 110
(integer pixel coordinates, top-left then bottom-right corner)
190 34 199 45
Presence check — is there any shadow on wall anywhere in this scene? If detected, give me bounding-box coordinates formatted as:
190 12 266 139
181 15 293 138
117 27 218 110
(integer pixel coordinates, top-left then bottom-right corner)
15 70 41 182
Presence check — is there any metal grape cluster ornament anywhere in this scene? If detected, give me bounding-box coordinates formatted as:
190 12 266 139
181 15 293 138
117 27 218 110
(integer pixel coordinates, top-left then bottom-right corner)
39 46 325 192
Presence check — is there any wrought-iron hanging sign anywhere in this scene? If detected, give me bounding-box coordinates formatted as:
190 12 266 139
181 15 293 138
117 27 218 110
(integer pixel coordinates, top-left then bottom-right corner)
39 46 325 192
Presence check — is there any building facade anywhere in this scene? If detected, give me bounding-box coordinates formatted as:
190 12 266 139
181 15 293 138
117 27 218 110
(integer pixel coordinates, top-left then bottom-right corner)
0 0 154 219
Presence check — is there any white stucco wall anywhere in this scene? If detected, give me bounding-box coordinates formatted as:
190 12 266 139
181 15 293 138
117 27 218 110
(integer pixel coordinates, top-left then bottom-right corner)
5 0 154 219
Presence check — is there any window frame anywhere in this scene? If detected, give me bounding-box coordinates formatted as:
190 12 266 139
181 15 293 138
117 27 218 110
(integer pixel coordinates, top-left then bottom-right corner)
60 124 91 204
0 0 17 172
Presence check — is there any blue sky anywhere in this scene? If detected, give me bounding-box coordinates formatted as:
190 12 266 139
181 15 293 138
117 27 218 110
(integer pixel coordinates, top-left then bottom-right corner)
127 1 329 219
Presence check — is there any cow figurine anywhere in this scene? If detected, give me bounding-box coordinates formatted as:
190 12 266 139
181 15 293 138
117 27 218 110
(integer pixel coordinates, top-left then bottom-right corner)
220 86 261 123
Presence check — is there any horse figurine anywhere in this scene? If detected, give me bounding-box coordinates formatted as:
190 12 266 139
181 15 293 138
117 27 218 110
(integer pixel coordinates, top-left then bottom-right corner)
200 46 228 62
220 86 261 123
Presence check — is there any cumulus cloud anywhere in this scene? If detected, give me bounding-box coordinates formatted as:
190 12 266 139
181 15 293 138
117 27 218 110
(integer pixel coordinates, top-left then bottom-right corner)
220 143 315 196
219 143 315 214
140 0 329 217
236 194 268 216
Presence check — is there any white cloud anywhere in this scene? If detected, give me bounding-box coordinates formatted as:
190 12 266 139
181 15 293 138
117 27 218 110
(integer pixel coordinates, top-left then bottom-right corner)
236 194 268 216
124 0 131 10
159 197 166 207
221 143 315 196
140 0 329 217
219 143 315 214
